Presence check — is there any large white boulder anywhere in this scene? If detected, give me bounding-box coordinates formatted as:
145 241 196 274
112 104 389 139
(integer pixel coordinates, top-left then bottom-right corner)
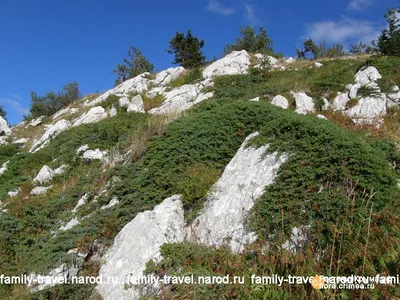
154 67 185 86
33 165 54 184
0 116 11 136
203 50 251 79
97 195 185 300
271 95 289 109
30 120 71 153
355 66 382 86
291 92 315 114
345 93 387 121
187 133 287 253
73 106 107 127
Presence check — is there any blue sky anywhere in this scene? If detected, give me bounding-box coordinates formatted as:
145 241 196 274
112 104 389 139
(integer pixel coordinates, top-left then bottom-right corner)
0 0 397 125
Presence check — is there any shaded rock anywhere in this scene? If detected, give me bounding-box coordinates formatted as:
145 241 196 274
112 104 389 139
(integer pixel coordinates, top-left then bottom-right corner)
203 50 251 78
0 116 11 136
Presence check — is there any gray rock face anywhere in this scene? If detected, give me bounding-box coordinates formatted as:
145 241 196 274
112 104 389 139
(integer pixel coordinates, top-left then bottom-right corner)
7 188 21 197
187 133 288 253
203 50 251 78
73 106 107 127
291 92 315 114
97 195 185 300
0 116 11 136
101 197 119 210
14 138 29 144
387 85 400 104
30 120 72 153
33 165 54 184
154 67 185 86
271 95 289 109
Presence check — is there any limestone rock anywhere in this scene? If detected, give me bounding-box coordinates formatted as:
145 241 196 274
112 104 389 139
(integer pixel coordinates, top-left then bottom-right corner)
291 92 315 114
355 66 382 86
317 114 328 120
30 119 71 153
101 197 120 210
285 57 295 64
333 92 350 111
71 194 88 214
73 106 107 127
97 195 185 300
76 144 89 154
26 116 44 128
315 62 323 68
0 161 9 175
7 188 21 197
203 50 251 79
0 116 11 136
154 67 185 86
271 95 289 109
82 149 107 161
33 165 54 184
14 138 29 144
109 106 117 117
127 95 145 113
345 93 387 121
188 133 287 253
31 186 53 196
59 217 80 231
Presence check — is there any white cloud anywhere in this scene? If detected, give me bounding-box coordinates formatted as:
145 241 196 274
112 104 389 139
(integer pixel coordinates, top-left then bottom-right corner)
243 2 262 26
0 95 29 115
348 0 374 11
206 0 234 15
305 17 382 45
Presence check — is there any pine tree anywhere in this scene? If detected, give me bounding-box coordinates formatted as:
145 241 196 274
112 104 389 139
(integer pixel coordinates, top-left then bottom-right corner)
167 30 205 69
376 7 400 56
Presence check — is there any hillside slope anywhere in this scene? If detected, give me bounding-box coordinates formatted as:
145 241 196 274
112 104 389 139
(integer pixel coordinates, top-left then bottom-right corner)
0 51 399 299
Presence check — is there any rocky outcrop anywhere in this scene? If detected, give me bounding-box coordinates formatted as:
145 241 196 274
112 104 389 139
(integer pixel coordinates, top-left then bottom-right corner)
30 120 71 153
187 133 287 253
127 95 145 113
33 165 54 184
154 67 185 86
26 116 44 128
333 92 350 111
271 95 289 109
291 92 315 114
73 106 108 127
0 116 11 136
203 50 251 78
97 195 185 300
149 83 213 115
